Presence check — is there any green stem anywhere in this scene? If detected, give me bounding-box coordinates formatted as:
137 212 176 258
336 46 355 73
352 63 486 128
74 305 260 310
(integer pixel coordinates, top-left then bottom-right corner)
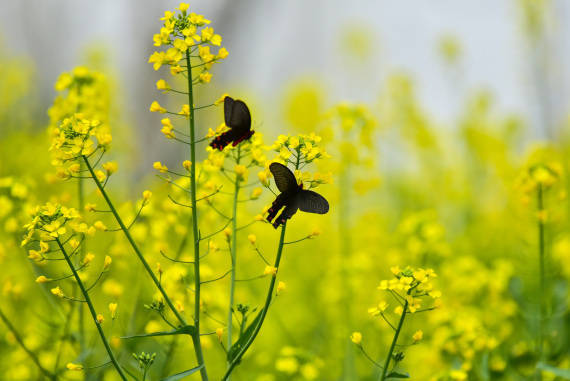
339 130 354 379
78 159 86 355
55 238 127 381
537 184 546 367
222 223 287 381
379 300 408 381
227 145 241 375
0 307 57 380
82 156 186 326
185 49 209 381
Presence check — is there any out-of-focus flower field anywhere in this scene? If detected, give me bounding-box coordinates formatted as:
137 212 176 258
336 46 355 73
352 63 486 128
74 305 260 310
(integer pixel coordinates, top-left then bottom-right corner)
1 2 570 381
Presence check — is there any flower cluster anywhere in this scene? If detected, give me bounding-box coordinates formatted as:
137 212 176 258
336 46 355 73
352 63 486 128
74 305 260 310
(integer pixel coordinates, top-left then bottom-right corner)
49 114 112 178
516 161 562 194
204 132 267 171
22 202 84 247
263 134 332 189
377 266 441 313
148 3 228 80
48 66 111 128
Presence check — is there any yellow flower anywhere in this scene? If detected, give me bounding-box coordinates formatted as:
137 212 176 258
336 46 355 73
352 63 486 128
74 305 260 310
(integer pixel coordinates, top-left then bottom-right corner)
153 161 168 173
94 170 106 183
217 47 229 59
84 203 96 212
235 164 248 179
150 101 166 113
183 160 192 171
109 303 118 319
96 314 104 324
178 2 190 12
51 286 64 298
250 187 262 199
68 163 80 173
216 327 223 342
156 79 169 91
178 104 190 117
142 190 152 202
412 330 423 342
215 93 229 105
103 255 112 270
277 281 286 295
102 161 118 175
93 221 107 231
258 170 270 186
83 252 96 264
350 332 362 345
199 71 212 83
450 370 467 380
248 234 256 244
35 275 51 283
66 363 83 371
264 266 277 276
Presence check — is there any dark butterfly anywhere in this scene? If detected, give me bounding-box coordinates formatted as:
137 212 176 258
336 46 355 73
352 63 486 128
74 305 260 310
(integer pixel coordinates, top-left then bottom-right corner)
266 162 329 228
209 96 255 150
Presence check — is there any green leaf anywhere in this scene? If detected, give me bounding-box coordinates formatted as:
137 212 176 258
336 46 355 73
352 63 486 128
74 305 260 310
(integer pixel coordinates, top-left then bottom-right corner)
386 371 410 379
121 325 195 339
227 309 263 362
161 364 204 381
537 362 570 379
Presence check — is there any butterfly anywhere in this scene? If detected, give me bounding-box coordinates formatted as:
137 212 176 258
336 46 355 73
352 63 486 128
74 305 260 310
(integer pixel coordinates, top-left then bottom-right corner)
210 96 255 150
266 162 329 228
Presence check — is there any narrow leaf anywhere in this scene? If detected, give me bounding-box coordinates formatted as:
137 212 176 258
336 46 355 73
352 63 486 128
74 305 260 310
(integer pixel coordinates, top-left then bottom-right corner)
121 325 195 339
386 371 410 379
537 362 570 379
161 364 204 381
227 309 263 362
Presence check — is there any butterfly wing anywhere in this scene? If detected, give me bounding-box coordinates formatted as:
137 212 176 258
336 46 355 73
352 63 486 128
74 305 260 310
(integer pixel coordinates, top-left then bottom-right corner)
224 96 251 134
269 162 298 193
297 190 329 214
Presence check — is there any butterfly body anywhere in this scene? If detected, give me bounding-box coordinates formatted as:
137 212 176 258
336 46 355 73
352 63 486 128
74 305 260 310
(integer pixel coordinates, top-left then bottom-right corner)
210 96 254 150
267 163 329 228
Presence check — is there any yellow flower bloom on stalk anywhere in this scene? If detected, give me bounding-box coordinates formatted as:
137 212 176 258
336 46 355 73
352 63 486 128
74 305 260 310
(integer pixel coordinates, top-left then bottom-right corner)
276 281 287 295
51 286 64 298
149 3 228 84
150 101 166 113
22 203 81 247
35 275 51 283
153 161 169 173
66 363 83 371
216 327 223 342
103 255 112 270
264 266 277 276
412 330 423 342
49 115 108 170
270 133 330 177
109 303 118 319
156 79 170 91
350 332 362 345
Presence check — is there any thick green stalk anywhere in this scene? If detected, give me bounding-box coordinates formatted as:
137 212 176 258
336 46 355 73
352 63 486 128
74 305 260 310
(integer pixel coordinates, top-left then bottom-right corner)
82 156 186 326
77 160 86 354
227 145 241 374
379 300 408 381
55 238 127 381
185 49 209 381
222 223 287 381
0 308 57 380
